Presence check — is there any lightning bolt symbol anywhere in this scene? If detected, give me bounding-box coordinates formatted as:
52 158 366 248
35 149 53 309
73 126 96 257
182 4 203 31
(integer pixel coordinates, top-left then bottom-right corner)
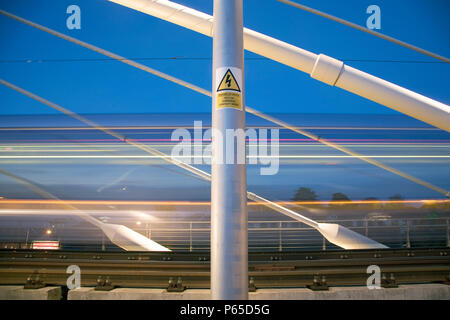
225 74 231 87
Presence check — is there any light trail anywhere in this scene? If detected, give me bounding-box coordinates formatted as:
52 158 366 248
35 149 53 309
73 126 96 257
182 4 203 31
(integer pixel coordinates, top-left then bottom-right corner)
0 169 171 251
0 78 212 182
2 78 346 246
0 209 163 218
0 9 448 196
0 126 441 131
1 144 449 148
0 155 449 159
0 199 448 206
0 149 117 152
2 138 450 143
248 108 450 197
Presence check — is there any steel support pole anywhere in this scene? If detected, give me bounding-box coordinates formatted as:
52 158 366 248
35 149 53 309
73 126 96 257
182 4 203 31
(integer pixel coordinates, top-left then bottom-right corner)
211 0 248 300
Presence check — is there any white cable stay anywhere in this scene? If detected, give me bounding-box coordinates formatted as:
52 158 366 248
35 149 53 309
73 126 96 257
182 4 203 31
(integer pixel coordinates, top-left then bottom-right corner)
108 0 450 133
0 168 171 252
0 9 447 198
0 78 387 249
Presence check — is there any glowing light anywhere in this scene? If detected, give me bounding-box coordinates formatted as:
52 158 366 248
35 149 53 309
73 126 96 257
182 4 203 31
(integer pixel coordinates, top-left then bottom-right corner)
0 198 449 206
422 200 439 205
32 241 59 250
0 155 449 159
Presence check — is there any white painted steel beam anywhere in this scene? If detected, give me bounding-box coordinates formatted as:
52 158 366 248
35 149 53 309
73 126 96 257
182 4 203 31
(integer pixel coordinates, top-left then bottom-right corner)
109 0 450 132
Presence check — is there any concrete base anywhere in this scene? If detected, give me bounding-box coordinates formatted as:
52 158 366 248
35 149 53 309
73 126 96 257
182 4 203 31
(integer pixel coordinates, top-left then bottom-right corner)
0 286 62 300
68 288 210 300
68 284 450 300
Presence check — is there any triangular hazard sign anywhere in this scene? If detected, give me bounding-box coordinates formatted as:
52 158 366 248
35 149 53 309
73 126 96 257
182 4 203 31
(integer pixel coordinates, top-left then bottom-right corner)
217 69 241 92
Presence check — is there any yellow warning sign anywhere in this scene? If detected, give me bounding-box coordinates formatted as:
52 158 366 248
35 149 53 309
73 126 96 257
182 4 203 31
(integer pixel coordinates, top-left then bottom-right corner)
217 69 241 92
215 67 243 111
216 91 241 110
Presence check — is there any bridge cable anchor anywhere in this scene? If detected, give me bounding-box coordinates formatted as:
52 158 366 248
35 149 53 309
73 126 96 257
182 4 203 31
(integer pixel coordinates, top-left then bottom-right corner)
248 277 257 292
167 277 186 292
381 273 398 288
443 273 450 285
24 271 45 289
95 276 115 291
307 275 329 291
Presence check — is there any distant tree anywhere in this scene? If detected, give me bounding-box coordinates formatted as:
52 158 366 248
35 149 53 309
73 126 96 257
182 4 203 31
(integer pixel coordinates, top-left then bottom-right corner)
292 187 317 201
389 194 403 201
331 192 351 202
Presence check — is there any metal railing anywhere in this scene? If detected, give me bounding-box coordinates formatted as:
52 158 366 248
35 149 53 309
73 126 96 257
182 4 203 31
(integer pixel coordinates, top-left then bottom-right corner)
0 217 449 252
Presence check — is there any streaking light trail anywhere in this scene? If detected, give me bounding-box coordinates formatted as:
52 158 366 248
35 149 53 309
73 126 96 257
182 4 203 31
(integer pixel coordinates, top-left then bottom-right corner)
1 199 448 206
0 10 447 196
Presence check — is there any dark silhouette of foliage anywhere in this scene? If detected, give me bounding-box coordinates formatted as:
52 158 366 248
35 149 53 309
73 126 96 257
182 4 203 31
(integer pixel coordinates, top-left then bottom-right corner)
292 187 317 201
331 192 350 202
389 194 403 200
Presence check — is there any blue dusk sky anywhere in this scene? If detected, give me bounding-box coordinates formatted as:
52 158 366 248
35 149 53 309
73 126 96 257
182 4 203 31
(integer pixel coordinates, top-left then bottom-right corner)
0 0 449 116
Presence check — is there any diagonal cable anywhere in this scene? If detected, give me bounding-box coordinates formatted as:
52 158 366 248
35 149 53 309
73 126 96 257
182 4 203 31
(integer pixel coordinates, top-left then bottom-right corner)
0 9 447 197
0 80 346 230
1 77 390 248
277 0 450 63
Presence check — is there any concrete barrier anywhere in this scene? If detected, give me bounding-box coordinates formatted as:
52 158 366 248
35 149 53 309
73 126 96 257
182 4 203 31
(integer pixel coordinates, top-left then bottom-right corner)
68 284 450 300
0 286 62 300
